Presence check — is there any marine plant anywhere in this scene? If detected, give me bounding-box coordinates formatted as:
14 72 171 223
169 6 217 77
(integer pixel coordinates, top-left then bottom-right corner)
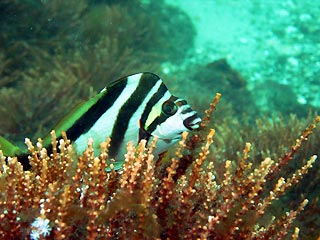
0 0 195 142
0 94 319 239
1 1 319 239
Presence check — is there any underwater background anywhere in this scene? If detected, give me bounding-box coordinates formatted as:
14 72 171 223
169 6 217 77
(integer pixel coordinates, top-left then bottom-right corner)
0 0 319 239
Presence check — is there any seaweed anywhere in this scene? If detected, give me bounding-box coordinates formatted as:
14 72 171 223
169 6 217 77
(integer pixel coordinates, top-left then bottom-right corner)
0 0 195 142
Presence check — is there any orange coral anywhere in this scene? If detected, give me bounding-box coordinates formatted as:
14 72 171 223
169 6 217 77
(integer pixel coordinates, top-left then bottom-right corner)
0 95 319 239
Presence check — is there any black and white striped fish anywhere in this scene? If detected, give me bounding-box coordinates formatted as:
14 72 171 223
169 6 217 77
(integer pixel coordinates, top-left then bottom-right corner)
0 72 201 170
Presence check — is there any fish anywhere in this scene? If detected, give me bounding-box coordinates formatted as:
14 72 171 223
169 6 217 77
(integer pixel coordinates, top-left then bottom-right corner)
0 72 201 170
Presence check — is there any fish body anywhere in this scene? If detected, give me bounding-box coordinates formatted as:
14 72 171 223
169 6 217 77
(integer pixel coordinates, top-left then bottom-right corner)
1 72 201 170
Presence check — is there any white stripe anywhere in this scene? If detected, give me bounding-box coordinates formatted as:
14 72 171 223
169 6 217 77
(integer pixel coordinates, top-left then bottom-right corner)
174 98 185 103
73 74 143 154
115 79 164 159
100 87 107 93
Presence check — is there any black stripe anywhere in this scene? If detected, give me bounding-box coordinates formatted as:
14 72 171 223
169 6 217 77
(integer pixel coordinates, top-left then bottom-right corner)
183 114 200 130
17 152 32 170
65 77 128 142
108 73 160 158
181 107 193 114
140 83 168 129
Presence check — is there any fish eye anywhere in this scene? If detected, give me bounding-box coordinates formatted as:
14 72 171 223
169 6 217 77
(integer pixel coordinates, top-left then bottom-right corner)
162 100 178 116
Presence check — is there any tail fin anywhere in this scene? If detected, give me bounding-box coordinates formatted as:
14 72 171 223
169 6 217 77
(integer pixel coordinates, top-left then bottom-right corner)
0 136 22 157
0 136 31 170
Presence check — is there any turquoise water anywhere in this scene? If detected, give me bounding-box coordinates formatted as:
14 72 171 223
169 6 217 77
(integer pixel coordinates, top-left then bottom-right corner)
0 1 319 239
166 0 320 113
1 0 319 142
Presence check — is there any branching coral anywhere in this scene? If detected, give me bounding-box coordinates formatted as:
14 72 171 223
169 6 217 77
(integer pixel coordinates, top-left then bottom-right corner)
0 1 319 239
0 94 319 239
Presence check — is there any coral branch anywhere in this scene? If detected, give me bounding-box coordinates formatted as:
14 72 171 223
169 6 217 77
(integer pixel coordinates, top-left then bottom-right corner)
0 106 318 239
267 115 320 179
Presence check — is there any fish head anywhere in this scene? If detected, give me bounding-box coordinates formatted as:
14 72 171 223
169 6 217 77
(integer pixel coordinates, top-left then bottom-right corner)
142 94 201 147
153 96 201 139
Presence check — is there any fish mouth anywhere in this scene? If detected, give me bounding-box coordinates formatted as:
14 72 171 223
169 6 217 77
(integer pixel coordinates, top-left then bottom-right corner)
183 113 202 130
158 136 181 144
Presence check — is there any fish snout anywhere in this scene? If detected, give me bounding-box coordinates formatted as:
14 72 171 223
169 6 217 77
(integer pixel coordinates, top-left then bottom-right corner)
183 112 202 130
